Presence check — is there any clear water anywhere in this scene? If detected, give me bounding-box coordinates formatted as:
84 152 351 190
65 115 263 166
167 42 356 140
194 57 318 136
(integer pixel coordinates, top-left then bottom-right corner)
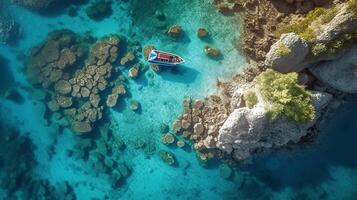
0 0 357 199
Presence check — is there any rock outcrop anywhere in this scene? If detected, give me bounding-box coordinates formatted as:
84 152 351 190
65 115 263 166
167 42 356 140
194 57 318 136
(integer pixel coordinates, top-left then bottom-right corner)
310 45 357 94
315 4 357 43
265 3 357 73
217 89 332 161
265 33 309 73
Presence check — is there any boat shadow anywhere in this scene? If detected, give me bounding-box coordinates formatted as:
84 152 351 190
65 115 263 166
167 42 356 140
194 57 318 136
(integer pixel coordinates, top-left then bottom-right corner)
159 65 199 84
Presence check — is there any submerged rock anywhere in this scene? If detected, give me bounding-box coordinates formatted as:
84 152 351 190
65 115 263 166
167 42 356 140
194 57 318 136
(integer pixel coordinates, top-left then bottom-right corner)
128 65 139 78
161 133 175 145
129 100 140 111
72 121 92 134
159 150 175 165
54 79 72 95
143 45 156 60
176 140 185 148
86 0 113 21
197 28 208 38
219 164 233 179
167 25 183 38
120 52 135 65
106 94 119 108
204 45 221 58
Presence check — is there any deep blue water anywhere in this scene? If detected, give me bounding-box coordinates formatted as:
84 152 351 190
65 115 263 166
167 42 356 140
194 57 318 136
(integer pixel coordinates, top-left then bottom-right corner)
0 0 357 199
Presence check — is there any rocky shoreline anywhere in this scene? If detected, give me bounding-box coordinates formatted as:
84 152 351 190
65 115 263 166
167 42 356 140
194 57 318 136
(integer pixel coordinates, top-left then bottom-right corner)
171 0 357 163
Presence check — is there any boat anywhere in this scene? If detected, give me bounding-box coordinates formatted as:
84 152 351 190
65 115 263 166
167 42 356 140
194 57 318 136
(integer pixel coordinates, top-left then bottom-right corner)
147 49 185 66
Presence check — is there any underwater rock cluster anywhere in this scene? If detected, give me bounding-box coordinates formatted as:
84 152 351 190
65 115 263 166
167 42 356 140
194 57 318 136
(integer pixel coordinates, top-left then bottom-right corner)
86 0 113 21
67 126 130 187
26 29 143 134
0 122 76 199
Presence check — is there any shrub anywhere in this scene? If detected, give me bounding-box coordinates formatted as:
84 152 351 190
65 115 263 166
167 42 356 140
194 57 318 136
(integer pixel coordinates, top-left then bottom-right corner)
320 7 338 24
276 43 291 56
347 0 357 19
276 7 325 42
276 6 339 42
311 43 328 56
255 69 315 123
243 90 258 109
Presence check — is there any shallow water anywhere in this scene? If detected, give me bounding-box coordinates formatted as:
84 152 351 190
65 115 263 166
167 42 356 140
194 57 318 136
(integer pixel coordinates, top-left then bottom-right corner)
0 0 357 200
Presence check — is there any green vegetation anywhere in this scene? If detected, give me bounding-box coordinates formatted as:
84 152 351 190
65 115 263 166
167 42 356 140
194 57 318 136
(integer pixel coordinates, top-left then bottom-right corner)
275 8 325 42
276 3 356 57
276 43 291 56
311 43 328 56
312 31 357 56
243 90 258 109
276 6 339 43
255 69 315 123
320 7 338 24
347 0 357 18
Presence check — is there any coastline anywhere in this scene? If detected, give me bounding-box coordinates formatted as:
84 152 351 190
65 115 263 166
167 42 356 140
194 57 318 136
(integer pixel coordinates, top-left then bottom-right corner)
171 0 357 163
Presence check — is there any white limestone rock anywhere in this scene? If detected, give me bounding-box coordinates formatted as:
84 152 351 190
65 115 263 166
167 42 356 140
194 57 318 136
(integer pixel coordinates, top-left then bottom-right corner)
310 46 357 94
217 89 332 161
265 33 309 73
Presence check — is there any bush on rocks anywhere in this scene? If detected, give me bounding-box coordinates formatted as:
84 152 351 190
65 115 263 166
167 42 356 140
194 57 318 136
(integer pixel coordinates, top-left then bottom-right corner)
256 69 315 123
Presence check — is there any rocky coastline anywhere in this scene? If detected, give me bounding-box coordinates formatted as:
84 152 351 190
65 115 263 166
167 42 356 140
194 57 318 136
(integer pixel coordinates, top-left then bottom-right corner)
171 0 357 163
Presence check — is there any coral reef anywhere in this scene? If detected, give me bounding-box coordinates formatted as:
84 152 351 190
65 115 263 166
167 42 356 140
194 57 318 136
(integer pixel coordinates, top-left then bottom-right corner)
161 133 175 145
25 30 144 134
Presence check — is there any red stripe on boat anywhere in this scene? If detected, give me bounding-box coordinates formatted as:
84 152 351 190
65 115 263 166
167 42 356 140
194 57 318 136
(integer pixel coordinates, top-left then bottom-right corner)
156 51 172 59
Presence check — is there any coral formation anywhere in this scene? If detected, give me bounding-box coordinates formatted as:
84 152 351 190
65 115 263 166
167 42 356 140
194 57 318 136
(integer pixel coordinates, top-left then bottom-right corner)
161 133 175 145
176 140 185 148
120 52 136 66
25 30 144 134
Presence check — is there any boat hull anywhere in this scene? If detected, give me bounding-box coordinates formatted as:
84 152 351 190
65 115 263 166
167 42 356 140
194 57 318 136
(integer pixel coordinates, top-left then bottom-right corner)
147 50 184 67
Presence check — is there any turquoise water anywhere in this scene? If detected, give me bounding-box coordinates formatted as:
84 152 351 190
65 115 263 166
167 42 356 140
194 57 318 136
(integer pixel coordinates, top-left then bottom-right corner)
0 0 357 199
